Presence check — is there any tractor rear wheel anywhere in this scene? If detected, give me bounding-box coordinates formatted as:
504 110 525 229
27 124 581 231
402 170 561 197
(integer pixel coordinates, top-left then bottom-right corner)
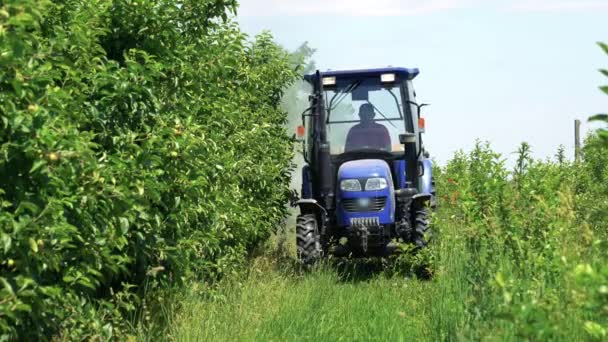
296 214 322 265
412 209 432 248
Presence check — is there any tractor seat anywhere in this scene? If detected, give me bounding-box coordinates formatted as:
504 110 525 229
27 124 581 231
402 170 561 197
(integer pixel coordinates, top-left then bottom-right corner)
345 123 391 152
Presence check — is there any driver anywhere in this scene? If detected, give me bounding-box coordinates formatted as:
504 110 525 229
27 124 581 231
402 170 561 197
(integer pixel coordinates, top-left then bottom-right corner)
345 103 391 152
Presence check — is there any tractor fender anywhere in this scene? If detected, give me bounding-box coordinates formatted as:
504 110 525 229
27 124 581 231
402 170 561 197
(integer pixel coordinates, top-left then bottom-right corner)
295 199 327 217
412 193 432 209
420 159 433 195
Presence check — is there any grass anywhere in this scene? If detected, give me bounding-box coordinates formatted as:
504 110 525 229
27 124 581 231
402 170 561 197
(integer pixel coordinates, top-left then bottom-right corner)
171 262 432 341
157 207 475 342
147 208 588 341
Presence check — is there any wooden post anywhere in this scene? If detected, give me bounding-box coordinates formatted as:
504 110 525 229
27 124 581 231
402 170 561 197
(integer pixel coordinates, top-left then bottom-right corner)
575 119 581 162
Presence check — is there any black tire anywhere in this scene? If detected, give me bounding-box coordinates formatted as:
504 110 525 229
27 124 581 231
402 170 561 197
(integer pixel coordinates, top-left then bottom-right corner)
296 214 322 265
412 209 432 248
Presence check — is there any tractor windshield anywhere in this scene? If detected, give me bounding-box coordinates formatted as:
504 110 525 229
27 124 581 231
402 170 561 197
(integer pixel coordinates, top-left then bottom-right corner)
325 79 408 155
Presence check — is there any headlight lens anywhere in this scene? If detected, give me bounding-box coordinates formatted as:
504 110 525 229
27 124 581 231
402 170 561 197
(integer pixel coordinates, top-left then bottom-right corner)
340 179 361 192
365 177 387 191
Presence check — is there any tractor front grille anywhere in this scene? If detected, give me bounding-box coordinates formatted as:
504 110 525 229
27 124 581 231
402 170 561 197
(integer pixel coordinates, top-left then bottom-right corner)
350 217 380 228
342 197 387 213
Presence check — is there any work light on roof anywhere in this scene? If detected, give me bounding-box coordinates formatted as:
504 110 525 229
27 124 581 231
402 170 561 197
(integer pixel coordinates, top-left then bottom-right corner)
381 73 396 83
322 76 336 86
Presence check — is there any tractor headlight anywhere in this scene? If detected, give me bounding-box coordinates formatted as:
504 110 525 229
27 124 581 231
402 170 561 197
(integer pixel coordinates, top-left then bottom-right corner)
340 179 361 192
365 177 387 191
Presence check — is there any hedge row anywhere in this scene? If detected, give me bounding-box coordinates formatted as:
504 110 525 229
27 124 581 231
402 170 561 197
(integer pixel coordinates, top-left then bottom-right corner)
434 136 608 340
0 0 298 339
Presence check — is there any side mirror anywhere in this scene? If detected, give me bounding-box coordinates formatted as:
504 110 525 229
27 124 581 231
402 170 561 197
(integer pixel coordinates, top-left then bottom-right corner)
406 101 430 117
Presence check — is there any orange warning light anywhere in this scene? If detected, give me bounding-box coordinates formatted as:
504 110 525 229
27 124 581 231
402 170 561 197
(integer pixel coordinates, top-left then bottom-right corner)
296 125 305 138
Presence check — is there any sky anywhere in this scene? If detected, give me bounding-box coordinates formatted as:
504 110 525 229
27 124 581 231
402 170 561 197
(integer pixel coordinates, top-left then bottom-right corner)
236 0 608 165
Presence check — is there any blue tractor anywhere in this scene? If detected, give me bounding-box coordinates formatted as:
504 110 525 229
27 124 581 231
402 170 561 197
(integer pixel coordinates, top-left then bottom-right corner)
294 67 435 264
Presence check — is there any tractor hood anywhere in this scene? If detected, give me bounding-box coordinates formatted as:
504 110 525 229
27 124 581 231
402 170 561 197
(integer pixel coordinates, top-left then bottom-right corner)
338 159 391 180
336 159 395 227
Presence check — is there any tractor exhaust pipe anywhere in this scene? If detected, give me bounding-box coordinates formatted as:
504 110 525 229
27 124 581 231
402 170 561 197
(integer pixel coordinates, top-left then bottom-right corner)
399 133 419 189
314 71 334 210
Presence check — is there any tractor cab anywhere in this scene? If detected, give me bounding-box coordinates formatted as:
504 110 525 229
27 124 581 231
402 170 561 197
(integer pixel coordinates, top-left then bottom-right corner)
295 67 435 263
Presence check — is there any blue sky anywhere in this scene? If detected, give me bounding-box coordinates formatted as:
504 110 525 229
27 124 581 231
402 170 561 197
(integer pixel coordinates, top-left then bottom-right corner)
237 0 608 165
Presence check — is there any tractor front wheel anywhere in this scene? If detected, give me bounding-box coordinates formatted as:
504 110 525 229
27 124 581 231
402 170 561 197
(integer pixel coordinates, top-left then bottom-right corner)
412 209 432 248
296 214 322 265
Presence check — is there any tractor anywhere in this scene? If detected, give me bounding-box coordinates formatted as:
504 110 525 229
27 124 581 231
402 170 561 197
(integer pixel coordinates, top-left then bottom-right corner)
293 67 435 264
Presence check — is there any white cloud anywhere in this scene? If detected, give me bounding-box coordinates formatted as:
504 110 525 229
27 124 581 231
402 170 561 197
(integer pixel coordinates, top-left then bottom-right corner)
507 0 608 12
238 0 608 16
238 0 474 17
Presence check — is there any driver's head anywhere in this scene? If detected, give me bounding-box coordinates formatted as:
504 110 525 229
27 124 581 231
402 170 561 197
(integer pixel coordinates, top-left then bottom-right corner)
358 103 375 124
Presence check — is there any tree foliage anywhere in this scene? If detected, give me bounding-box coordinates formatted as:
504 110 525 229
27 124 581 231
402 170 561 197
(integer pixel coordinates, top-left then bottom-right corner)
437 139 608 340
589 42 608 143
0 0 298 339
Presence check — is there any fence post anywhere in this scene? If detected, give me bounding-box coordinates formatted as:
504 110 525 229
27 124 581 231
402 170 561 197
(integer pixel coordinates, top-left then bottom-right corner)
575 119 581 162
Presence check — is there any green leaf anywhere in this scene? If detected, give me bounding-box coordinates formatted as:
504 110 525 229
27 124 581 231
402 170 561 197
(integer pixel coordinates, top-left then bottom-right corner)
29 160 46 174
599 42 608 55
14 303 32 313
600 69 608 78
39 286 62 297
15 201 39 215
119 217 129 234
29 238 38 253
215 164 224 170
584 321 607 338
1 233 11 254
77 277 96 290
0 278 14 296
494 272 506 287
601 86 608 95
12 115 24 128
589 114 608 122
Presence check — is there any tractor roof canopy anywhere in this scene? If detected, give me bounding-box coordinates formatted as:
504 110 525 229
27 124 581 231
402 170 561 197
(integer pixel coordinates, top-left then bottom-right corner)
304 67 420 83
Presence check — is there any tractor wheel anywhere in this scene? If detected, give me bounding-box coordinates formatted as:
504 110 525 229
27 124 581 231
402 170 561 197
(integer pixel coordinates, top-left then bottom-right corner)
296 214 322 265
412 209 432 248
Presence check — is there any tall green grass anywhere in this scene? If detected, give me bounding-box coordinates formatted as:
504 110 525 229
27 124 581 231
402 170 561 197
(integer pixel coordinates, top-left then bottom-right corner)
169 259 433 341
162 214 471 341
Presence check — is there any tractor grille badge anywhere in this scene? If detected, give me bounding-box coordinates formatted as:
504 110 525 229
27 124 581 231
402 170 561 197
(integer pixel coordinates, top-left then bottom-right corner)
343 197 386 212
